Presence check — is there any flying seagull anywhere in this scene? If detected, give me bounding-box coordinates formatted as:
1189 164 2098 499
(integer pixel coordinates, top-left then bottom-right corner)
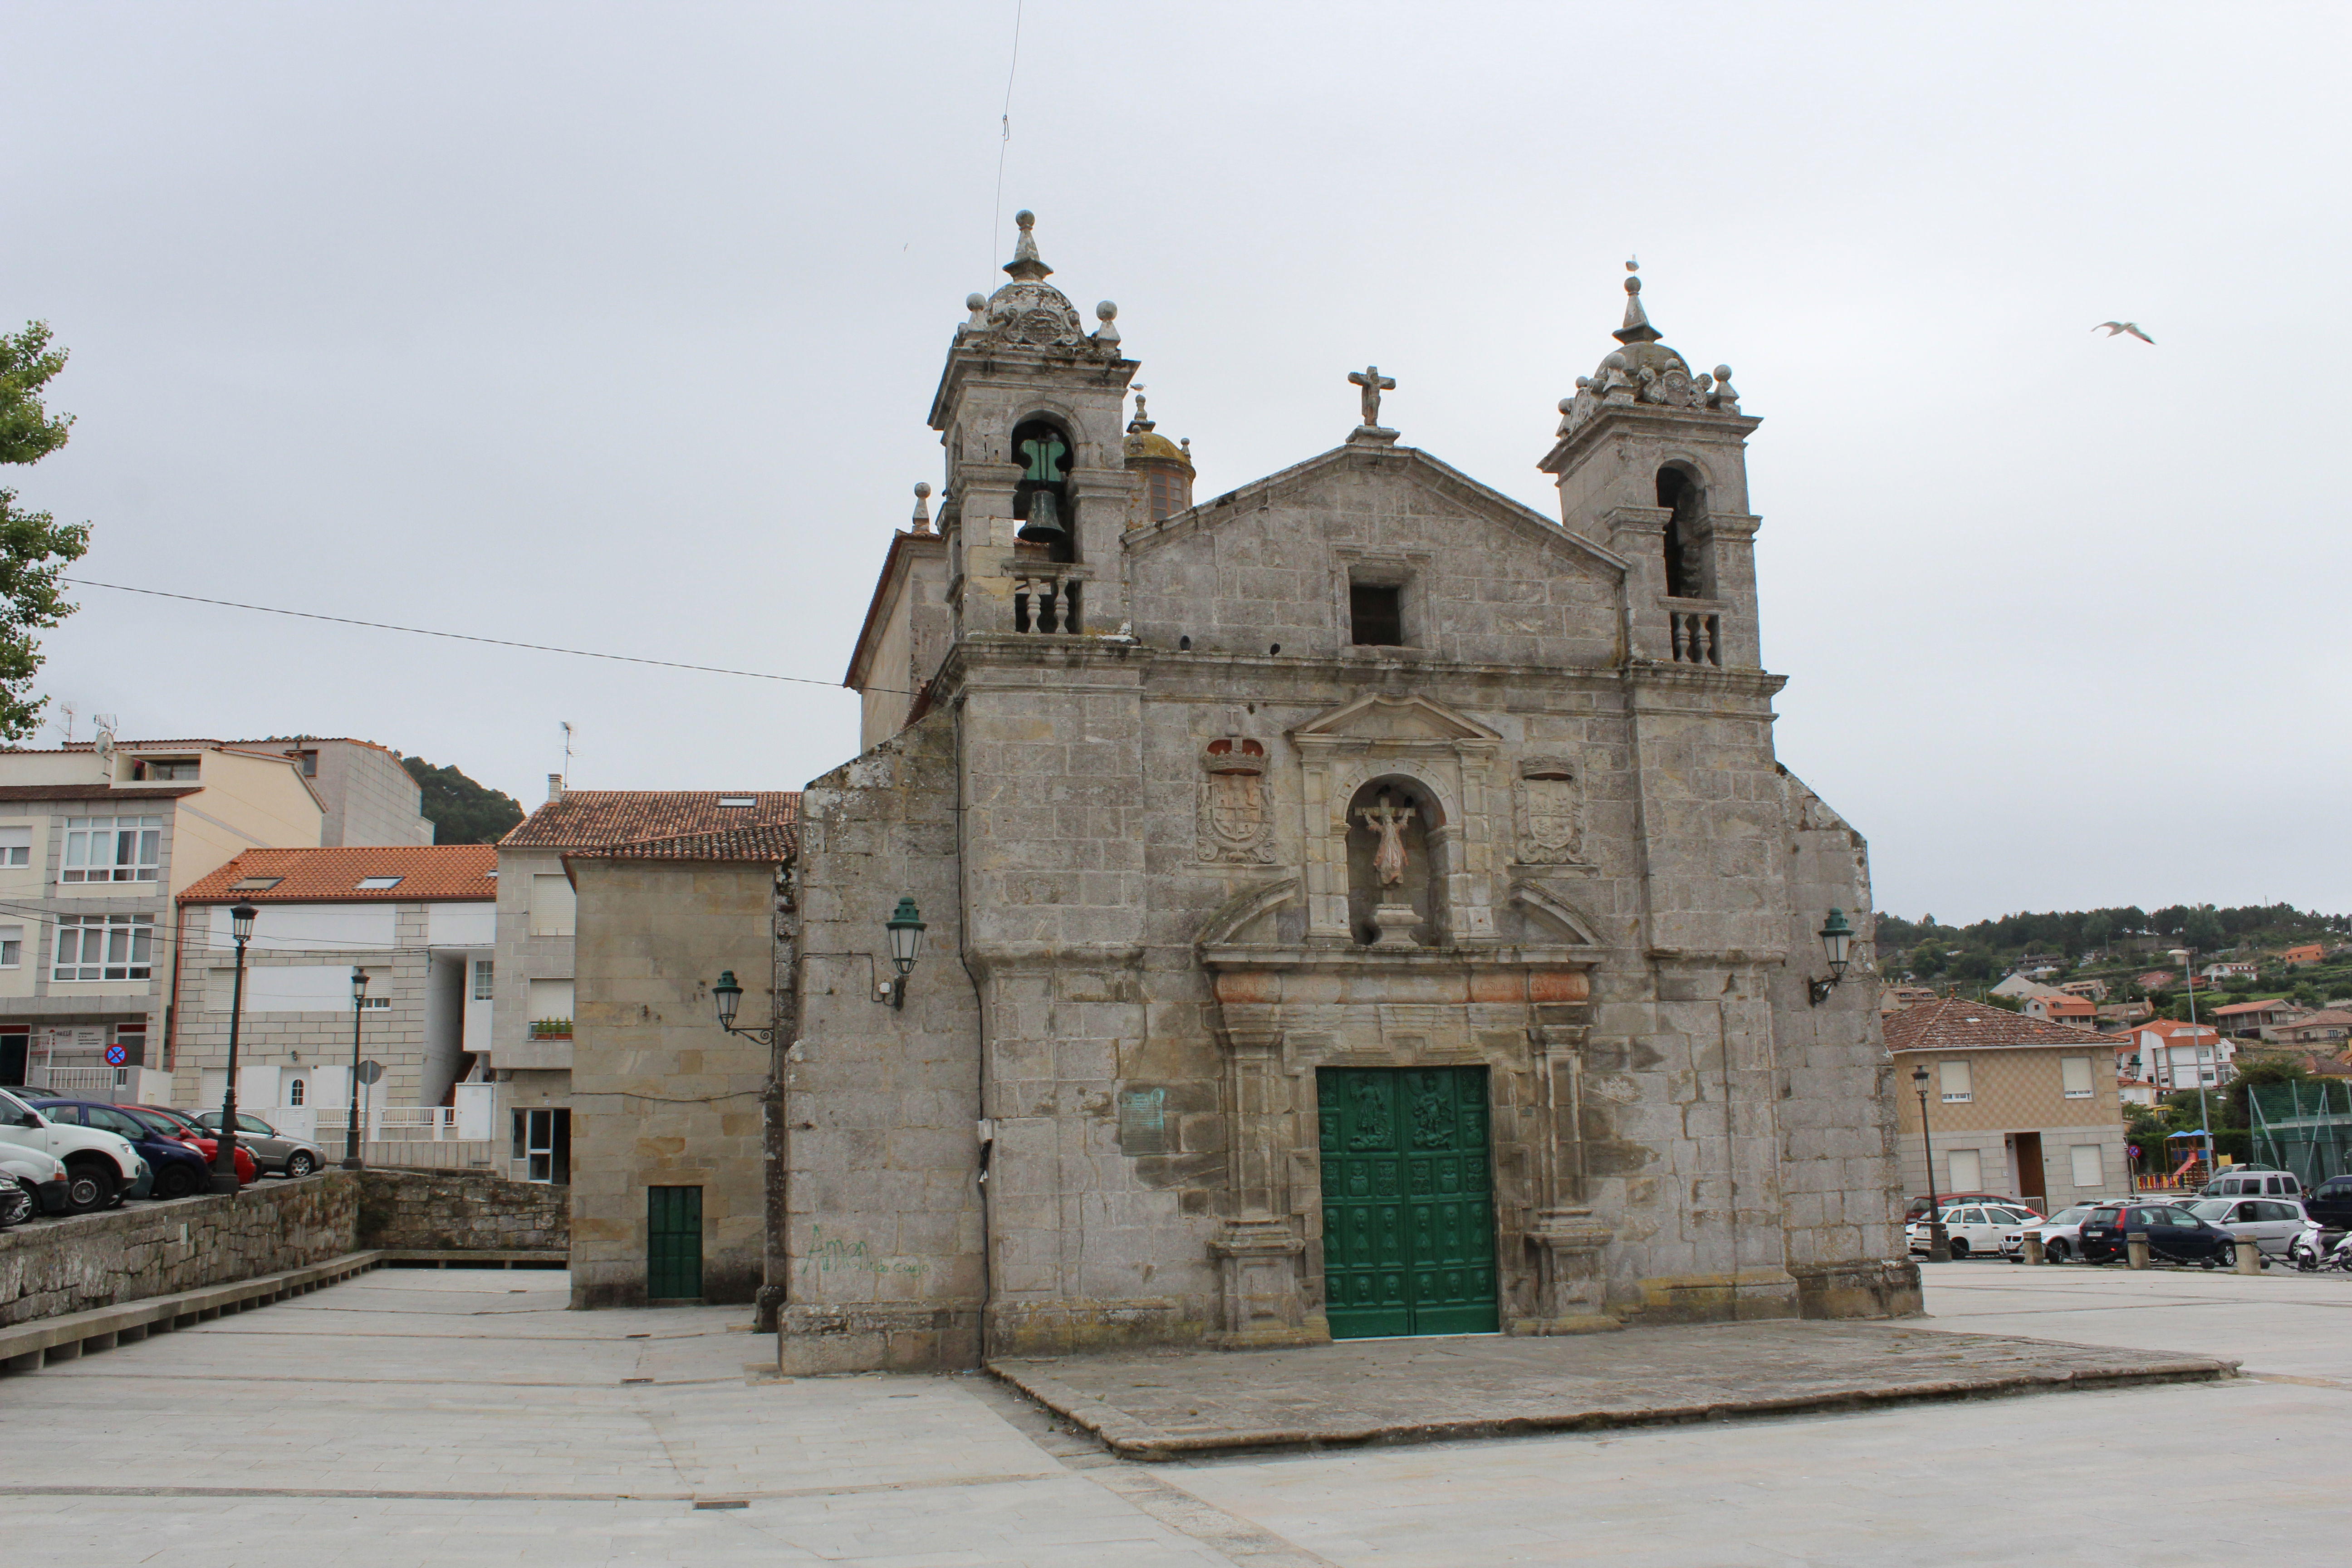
2094 321 2155 343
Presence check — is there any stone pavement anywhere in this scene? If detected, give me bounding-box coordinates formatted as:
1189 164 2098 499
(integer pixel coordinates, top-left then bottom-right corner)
3 1258 2347 1565
990 1317 2230 1459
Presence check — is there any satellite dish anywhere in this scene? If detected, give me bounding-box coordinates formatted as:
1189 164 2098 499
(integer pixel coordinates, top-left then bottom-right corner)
355 1059 384 1085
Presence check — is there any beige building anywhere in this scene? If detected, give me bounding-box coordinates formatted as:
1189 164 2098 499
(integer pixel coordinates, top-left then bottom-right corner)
0 736 325 1093
564 828 791 1307
489 782 801 1201
225 737 436 847
1886 999 2127 1210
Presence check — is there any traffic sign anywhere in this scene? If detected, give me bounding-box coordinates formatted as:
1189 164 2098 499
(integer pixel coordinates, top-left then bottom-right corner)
104 1044 127 1067
356 1059 384 1085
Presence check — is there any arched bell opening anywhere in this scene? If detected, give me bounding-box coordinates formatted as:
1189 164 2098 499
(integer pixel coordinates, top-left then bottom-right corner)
1655 463 1712 599
1012 416 1077 564
1344 777 1447 947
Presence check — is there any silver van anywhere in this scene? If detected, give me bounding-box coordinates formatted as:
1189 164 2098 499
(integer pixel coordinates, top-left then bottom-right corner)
2199 1168 2302 1199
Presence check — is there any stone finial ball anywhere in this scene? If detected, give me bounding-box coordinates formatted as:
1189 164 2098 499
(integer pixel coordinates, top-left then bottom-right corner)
1625 275 1642 294
1715 364 1734 381
1558 397 1576 413
914 482 932 499
1096 300 1118 321
1014 209 1035 228
966 292 987 311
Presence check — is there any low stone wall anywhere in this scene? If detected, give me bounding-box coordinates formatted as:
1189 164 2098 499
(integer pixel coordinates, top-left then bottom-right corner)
1791 1257 1924 1320
357 1168 568 1252
0 1172 358 1328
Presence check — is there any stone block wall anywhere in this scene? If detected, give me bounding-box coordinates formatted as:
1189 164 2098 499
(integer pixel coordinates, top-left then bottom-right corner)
355 1167 568 1252
0 1172 358 1327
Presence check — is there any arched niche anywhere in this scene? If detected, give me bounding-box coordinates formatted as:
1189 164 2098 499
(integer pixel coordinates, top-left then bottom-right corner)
1011 414 1077 564
1655 461 1712 599
1344 775 1446 946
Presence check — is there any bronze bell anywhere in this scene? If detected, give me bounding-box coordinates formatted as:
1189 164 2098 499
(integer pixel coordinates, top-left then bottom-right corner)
1016 488 1068 545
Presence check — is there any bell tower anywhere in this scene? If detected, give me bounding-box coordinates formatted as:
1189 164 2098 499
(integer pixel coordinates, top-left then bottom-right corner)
1539 267 1764 670
927 211 1139 639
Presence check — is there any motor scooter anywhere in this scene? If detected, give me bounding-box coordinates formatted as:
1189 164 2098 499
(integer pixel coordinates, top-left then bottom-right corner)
2288 1223 2352 1273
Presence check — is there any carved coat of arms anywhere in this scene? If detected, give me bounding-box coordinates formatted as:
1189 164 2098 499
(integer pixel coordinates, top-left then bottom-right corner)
1196 737 1276 864
1514 756 1587 865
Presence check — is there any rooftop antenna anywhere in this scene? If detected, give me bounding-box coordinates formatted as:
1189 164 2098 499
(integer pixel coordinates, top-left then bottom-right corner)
59 704 75 745
560 720 574 784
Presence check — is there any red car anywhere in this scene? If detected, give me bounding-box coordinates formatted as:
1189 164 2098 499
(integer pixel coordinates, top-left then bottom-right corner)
127 1105 256 1185
1906 1191 2045 1222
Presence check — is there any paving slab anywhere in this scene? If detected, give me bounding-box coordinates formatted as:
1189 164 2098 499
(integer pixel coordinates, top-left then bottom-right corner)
988 1318 2235 1459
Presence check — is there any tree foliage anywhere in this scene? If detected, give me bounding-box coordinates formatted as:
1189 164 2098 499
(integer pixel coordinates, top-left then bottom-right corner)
401 757 525 845
0 321 89 741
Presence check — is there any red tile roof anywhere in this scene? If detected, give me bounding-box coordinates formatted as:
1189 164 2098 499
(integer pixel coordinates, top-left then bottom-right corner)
1883 998 2123 1054
568 823 798 864
180 846 497 903
500 791 800 850
2211 999 2293 1016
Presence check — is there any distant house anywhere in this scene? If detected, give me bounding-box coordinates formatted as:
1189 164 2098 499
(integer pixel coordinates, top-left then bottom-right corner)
2117 1078 2159 1108
1885 1000 2126 1211
2209 998 2304 1039
2260 1007 2352 1047
2057 979 2109 1002
2134 970 2177 991
1990 974 2065 1000
2202 962 2257 984
2023 994 2098 1029
1880 984 1942 1015
2120 1020 2232 1091
2281 943 2325 966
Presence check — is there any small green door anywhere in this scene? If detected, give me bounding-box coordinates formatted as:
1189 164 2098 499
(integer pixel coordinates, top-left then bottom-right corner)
1318 1066 1498 1338
647 1186 704 1301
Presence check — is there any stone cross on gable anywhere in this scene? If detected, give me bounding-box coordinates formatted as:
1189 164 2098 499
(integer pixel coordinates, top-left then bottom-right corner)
1348 364 1396 429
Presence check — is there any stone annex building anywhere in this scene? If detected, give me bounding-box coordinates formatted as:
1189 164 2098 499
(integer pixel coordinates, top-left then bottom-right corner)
572 213 1917 1370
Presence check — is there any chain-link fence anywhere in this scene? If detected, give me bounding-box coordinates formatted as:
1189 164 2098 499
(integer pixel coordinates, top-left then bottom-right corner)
2250 1080 2352 1186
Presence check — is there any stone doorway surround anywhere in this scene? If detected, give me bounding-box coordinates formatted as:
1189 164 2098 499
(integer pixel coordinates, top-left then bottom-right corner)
1196 907 1607 1348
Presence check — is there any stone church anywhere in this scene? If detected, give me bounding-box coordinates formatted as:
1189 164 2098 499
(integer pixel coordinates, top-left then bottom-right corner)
769 213 1914 1372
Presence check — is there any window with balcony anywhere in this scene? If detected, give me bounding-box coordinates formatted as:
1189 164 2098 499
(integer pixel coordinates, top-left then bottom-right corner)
61 816 162 882
53 914 155 980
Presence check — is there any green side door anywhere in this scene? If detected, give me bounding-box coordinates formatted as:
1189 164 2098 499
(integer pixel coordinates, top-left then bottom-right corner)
647 1185 704 1301
1318 1066 1498 1338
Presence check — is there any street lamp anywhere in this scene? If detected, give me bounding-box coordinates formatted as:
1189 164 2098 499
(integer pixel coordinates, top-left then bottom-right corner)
1911 1063 1951 1262
2168 946 2216 1183
884 897 926 1010
714 896 928 1038
342 966 368 1171
210 902 259 1195
1807 908 1857 1006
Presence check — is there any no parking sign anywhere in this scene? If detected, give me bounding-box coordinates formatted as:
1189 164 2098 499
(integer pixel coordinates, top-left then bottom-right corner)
104 1044 127 1067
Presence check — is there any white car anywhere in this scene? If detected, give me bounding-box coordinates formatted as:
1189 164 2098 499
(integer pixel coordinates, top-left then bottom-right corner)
2004 1204 2098 1263
0 1086 150 1212
2182 1196 2308 1258
0 1148 69 1220
1908 1203 2038 1259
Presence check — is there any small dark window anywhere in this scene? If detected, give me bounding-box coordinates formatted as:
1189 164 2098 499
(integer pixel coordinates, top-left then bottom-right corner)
1350 583 1403 646
296 750 318 776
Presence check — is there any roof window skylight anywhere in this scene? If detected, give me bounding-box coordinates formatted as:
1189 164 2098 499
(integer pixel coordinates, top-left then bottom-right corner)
356 876 402 890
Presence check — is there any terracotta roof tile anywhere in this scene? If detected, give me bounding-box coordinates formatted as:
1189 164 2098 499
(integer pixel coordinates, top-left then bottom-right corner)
569 824 798 863
2211 999 2293 1016
180 846 497 903
500 791 799 849
1883 998 2115 1053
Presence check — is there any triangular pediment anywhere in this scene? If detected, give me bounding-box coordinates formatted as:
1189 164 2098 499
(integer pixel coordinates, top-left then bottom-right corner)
1292 693 1503 748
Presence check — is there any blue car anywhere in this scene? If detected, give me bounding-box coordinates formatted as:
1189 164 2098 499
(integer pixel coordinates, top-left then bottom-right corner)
29 1099 205 1200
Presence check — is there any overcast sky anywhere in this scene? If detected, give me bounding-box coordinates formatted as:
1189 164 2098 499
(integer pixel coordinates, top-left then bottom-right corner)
4 3 2343 923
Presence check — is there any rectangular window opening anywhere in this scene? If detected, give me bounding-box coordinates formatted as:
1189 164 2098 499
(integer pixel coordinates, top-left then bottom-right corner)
1350 582 1404 647
472 959 495 1001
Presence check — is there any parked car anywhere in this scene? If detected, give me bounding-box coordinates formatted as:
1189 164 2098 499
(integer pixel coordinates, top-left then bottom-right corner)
193 1110 326 1177
0 1159 33 1225
2181 1196 2308 1258
28 1098 216 1200
127 1105 257 1185
0 1148 69 1216
2078 1202 2241 1267
0 1087 152 1211
2197 1168 2303 1200
2304 1174 2352 1235
2003 1204 2097 1262
1908 1203 2039 1259
1906 1191 2046 1223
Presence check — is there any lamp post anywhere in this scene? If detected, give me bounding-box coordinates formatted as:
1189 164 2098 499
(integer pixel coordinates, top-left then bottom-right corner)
210 902 259 1195
2168 946 2216 1183
1807 908 1856 1006
342 966 368 1171
715 897 927 1038
1911 1063 1950 1262
884 897 926 1010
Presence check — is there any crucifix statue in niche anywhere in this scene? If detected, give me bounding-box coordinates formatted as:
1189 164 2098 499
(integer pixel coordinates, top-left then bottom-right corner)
1357 794 1413 887
1353 789 1423 948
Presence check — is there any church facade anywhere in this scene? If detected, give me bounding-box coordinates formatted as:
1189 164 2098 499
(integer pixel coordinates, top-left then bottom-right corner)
773 215 1915 1373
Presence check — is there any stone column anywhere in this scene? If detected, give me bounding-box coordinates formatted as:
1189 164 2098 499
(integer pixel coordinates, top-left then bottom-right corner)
1206 986 1325 1348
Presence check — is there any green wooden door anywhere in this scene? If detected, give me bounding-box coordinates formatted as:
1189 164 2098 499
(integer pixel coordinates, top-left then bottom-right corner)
647 1186 704 1300
1318 1066 1498 1338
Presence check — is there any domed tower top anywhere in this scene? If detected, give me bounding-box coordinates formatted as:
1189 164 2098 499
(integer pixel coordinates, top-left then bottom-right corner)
1122 391 1195 524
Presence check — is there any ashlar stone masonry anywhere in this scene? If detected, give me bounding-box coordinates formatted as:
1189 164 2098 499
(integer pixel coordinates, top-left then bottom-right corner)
781 221 1913 1372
